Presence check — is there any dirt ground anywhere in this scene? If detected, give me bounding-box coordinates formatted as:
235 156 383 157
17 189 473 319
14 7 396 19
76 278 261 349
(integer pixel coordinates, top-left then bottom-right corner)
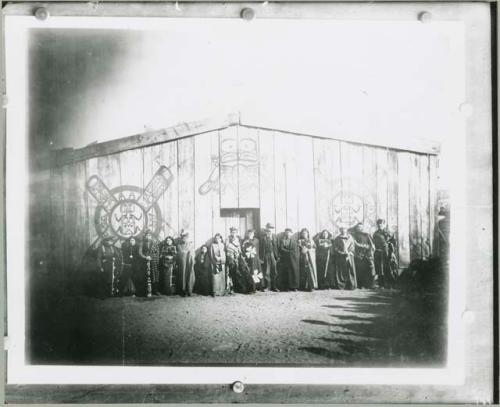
29 287 446 367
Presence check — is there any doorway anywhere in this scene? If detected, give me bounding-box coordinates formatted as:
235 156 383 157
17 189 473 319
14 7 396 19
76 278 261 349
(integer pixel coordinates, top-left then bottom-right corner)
220 208 260 238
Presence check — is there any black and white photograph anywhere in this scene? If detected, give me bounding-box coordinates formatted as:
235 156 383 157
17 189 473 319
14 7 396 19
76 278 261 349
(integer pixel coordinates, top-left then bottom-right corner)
3 1 494 403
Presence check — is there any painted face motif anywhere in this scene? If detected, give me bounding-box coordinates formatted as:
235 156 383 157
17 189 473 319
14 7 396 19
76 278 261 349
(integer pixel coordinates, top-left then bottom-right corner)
198 133 259 196
86 166 173 241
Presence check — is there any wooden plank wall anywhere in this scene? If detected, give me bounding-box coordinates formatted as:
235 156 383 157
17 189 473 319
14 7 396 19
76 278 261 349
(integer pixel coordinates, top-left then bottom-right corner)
48 124 438 276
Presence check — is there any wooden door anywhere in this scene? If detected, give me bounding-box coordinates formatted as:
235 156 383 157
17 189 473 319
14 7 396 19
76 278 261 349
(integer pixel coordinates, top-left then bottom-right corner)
220 208 260 238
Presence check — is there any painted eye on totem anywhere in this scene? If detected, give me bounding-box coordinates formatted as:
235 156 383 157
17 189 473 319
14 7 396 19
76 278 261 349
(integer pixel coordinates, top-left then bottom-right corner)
239 138 256 151
221 139 236 152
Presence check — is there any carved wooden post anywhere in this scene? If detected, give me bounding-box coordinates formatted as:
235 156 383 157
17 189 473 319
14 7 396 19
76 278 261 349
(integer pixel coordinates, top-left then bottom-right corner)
146 260 152 297
111 256 116 297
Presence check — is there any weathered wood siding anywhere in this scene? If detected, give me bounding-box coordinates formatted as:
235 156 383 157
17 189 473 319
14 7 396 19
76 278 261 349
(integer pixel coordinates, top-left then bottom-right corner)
48 124 438 275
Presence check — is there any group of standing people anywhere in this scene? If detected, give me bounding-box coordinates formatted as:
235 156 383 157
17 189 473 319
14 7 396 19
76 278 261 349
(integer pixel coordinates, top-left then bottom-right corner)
94 219 398 298
95 229 196 298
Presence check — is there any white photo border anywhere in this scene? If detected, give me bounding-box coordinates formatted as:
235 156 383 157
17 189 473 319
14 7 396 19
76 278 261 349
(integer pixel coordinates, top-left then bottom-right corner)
3 2 490 391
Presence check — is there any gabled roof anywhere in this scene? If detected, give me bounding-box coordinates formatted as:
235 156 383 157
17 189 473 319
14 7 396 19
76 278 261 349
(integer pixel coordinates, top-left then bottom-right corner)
53 112 440 166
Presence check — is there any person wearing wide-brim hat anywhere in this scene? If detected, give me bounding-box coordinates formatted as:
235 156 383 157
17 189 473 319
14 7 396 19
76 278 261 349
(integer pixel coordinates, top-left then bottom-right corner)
227 226 242 246
176 229 195 297
96 235 123 298
259 222 280 291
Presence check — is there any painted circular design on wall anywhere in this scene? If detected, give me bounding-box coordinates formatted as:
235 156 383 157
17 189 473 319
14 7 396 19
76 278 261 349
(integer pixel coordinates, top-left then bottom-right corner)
330 190 376 229
94 186 162 239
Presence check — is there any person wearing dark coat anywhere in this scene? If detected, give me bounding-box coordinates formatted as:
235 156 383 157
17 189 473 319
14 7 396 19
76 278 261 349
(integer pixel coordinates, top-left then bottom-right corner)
209 233 226 296
225 227 242 294
315 229 333 289
278 228 300 291
332 225 357 290
260 223 280 292
350 223 376 289
159 236 177 295
298 228 318 291
176 230 196 296
194 245 211 295
139 229 160 296
373 219 399 288
96 236 123 298
120 236 140 296
242 229 261 293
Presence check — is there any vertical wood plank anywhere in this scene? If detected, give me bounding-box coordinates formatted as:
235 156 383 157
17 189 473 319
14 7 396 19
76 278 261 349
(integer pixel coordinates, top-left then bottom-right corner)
258 129 275 233
296 136 316 235
117 148 146 241
362 146 378 234
158 141 179 239
119 148 143 187
339 142 350 227
69 161 89 272
429 155 438 256
273 132 287 233
409 153 422 260
219 126 238 209
177 137 195 235
284 134 299 233
85 157 99 245
141 146 156 240
98 153 122 191
97 153 121 241
397 152 411 267
76 161 90 264
194 132 215 248
329 139 342 236
313 138 329 233
62 164 78 273
211 132 225 237
387 149 399 241
237 126 260 208
420 155 431 259
150 144 165 240
375 148 389 228
340 142 364 228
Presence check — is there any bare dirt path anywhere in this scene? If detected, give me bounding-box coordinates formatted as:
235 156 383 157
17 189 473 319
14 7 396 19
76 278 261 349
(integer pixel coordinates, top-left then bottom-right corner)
30 288 446 366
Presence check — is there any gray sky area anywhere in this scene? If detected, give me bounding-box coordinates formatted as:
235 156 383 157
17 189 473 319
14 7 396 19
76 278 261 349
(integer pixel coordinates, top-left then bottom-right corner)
28 19 465 186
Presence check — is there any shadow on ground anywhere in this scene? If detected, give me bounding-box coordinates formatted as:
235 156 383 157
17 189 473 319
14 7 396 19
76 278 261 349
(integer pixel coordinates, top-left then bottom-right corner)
28 276 447 367
298 290 447 366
